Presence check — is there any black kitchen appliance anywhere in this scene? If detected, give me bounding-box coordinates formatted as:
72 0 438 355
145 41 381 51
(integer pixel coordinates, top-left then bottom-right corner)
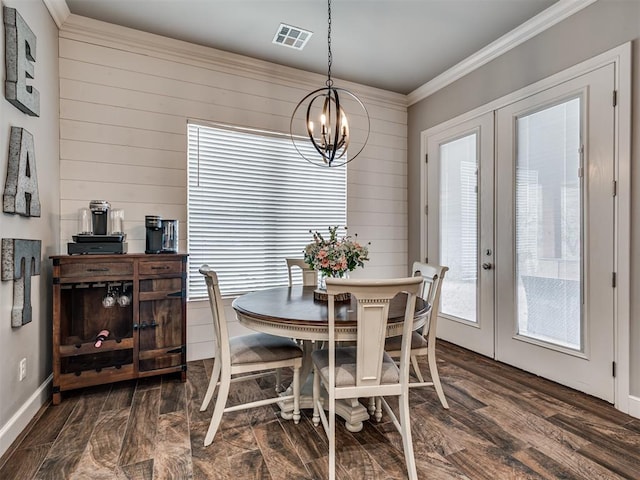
145 215 163 253
146 216 179 254
89 200 110 235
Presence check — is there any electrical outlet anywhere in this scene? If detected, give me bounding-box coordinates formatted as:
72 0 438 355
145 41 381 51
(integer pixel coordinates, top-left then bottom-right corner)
19 358 26 381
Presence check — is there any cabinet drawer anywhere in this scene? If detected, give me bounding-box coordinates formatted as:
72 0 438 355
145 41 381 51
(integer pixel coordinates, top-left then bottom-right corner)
139 260 183 276
59 261 133 278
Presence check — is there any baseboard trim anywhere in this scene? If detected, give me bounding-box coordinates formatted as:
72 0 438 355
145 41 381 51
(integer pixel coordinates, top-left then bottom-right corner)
628 395 640 420
0 375 53 459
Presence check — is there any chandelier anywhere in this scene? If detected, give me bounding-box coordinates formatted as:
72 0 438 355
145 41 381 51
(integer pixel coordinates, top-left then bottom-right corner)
290 0 370 167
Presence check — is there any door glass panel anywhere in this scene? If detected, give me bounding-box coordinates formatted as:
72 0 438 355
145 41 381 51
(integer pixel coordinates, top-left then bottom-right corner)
516 98 581 350
439 134 478 323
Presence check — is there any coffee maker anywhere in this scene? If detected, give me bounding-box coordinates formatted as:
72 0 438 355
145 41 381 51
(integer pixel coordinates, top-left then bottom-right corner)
89 200 110 235
145 215 163 253
145 216 179 254
68 200 128 254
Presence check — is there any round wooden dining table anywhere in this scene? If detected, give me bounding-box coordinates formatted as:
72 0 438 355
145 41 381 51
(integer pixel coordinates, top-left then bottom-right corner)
232 285 430 432
233 285 430 340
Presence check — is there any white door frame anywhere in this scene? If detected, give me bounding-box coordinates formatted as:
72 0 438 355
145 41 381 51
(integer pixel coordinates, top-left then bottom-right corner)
419 42 631 413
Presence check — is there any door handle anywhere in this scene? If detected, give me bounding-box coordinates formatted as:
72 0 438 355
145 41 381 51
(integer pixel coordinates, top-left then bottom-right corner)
482 263 493 270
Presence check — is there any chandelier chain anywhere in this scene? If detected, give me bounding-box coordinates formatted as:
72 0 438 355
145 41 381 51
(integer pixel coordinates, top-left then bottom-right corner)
326 0 333 87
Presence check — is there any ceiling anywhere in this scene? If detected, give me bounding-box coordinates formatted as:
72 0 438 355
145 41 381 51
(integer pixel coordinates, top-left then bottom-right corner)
63 0 560 95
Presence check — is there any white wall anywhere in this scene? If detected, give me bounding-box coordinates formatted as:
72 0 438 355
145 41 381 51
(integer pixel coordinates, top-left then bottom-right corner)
0 0 60 457
57 15 409 361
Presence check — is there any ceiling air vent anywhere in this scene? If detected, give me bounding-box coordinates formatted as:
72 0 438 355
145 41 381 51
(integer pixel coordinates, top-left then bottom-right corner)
272 23 312 50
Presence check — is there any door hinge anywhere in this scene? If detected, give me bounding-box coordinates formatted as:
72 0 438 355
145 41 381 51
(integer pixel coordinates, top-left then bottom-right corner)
612 272 617 288
425 205 428 215
613 90 617 107
613 180 617 197
425 153 428 163
612 361 616 377
425 256 428 263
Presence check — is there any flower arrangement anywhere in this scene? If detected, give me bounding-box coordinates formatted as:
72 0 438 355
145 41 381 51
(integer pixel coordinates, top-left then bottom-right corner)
304 226 370 279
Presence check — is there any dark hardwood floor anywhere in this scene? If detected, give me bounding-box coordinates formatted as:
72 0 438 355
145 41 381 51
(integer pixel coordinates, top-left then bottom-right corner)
2 341 639 479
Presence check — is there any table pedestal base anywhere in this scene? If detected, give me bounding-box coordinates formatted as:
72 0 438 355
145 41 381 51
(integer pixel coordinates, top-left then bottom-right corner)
278 377 369 432
279 341 369 431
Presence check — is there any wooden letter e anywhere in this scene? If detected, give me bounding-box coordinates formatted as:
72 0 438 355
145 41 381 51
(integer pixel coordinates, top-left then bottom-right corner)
4 7 40 116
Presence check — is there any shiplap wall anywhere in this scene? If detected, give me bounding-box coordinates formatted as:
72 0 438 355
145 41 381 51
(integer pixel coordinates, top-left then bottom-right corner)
58 14 409 361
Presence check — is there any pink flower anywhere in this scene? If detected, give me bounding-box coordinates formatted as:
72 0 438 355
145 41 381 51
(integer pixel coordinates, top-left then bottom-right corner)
303 226 370 278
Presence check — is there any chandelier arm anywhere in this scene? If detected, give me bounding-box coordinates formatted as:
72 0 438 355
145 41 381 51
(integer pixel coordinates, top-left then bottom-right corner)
305 95 330 162
331 88 342 162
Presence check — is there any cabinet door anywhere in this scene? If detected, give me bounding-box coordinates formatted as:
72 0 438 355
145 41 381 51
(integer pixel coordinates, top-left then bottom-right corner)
138 277 184 372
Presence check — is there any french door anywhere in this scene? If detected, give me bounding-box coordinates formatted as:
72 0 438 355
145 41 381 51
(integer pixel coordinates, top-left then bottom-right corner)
495 65 615 401
425 64 616 401
426 113 495 358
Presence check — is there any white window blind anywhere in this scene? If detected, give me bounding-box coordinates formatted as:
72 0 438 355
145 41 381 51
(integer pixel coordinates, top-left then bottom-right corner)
187 122 346 299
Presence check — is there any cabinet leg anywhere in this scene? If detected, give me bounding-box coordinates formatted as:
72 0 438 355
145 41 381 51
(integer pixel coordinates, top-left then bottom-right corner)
52 391 61 405
181 370 187 382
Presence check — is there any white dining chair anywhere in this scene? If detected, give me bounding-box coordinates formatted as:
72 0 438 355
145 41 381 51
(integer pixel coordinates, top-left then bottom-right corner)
312 276 423 480
199 265 302 446
285 258 317 287
385 261 450 409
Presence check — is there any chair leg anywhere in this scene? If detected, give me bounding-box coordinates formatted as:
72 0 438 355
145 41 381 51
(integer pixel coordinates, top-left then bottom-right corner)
203 370 231 447
410 355 425 383
428 348 449 409
374 397 382 422
398 389 418 480
367 397 375 416
312 366 320 426
275 368 283 393
292 366 301 424
200 355 222 412
328 394 336 480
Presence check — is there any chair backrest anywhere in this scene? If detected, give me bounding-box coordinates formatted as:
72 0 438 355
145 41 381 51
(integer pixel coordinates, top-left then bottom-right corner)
199 265 230 361
325 276 423 389
411 261 448 341
286 258 317 287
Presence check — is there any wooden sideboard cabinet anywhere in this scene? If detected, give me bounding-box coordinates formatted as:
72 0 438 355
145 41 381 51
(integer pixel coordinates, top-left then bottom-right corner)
51 253 187 404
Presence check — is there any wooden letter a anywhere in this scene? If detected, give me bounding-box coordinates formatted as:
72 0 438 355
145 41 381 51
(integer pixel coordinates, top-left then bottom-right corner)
3 127 41 217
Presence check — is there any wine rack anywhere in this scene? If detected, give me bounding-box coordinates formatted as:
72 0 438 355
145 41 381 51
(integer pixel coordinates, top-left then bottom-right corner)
51 254 187 404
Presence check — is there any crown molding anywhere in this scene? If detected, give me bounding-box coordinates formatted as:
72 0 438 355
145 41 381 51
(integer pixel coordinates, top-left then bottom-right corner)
42 0 70 28
407 0 599 106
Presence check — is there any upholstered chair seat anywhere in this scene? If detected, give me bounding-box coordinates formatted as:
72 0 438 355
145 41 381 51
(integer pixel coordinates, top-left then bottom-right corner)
311 346 399 387
229 333 303 364
384 331 429 352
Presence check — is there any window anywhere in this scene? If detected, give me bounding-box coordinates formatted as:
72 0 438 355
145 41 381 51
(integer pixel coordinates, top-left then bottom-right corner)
187 122 346 299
